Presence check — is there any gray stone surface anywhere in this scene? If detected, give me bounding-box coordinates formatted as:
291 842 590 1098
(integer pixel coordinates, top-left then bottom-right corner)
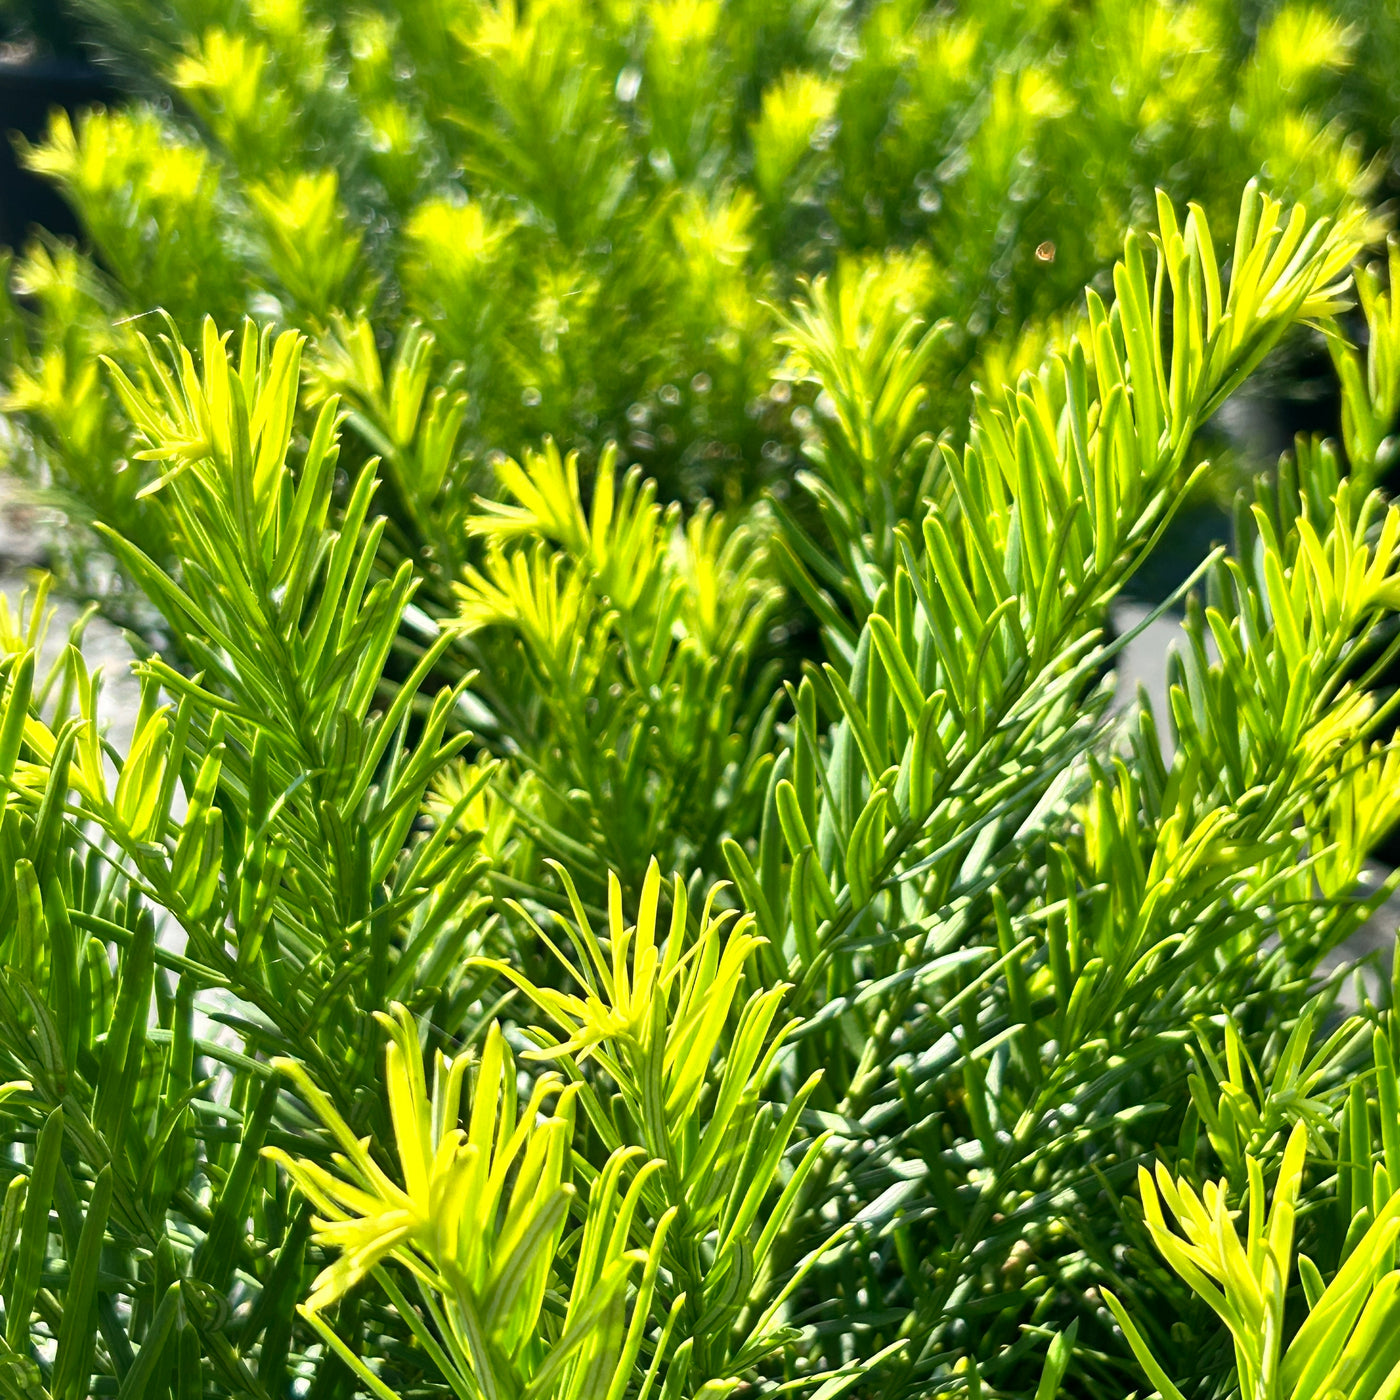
1319 868 1398 1011
1110 600 1179 726
1109 597 1397 1011
0 473 140 757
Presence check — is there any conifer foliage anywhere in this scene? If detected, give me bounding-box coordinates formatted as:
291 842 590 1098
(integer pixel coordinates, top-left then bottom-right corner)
6 3 1400 1400
2 173 1400 1399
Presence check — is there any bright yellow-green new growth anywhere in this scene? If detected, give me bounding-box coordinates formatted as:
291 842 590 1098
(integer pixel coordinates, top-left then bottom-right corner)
266 1005 677 1400
1107 1121 1400 1400
477 858 772 1122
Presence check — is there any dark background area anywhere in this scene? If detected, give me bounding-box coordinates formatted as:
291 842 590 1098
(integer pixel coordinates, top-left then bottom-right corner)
0 2 117 249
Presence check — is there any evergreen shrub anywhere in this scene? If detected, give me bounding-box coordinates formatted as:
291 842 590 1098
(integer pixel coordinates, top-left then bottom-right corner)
5 3 1400 1400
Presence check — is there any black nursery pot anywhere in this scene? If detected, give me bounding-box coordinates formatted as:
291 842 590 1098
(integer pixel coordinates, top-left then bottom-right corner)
0 57 119 250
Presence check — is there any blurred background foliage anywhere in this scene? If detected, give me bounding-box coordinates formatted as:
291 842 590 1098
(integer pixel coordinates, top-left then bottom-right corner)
6 3 1400 1399
0 0 1394 609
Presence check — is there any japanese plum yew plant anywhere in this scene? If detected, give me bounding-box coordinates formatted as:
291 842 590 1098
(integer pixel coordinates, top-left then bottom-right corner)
0 0 1388 624
7 165 1400 1400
